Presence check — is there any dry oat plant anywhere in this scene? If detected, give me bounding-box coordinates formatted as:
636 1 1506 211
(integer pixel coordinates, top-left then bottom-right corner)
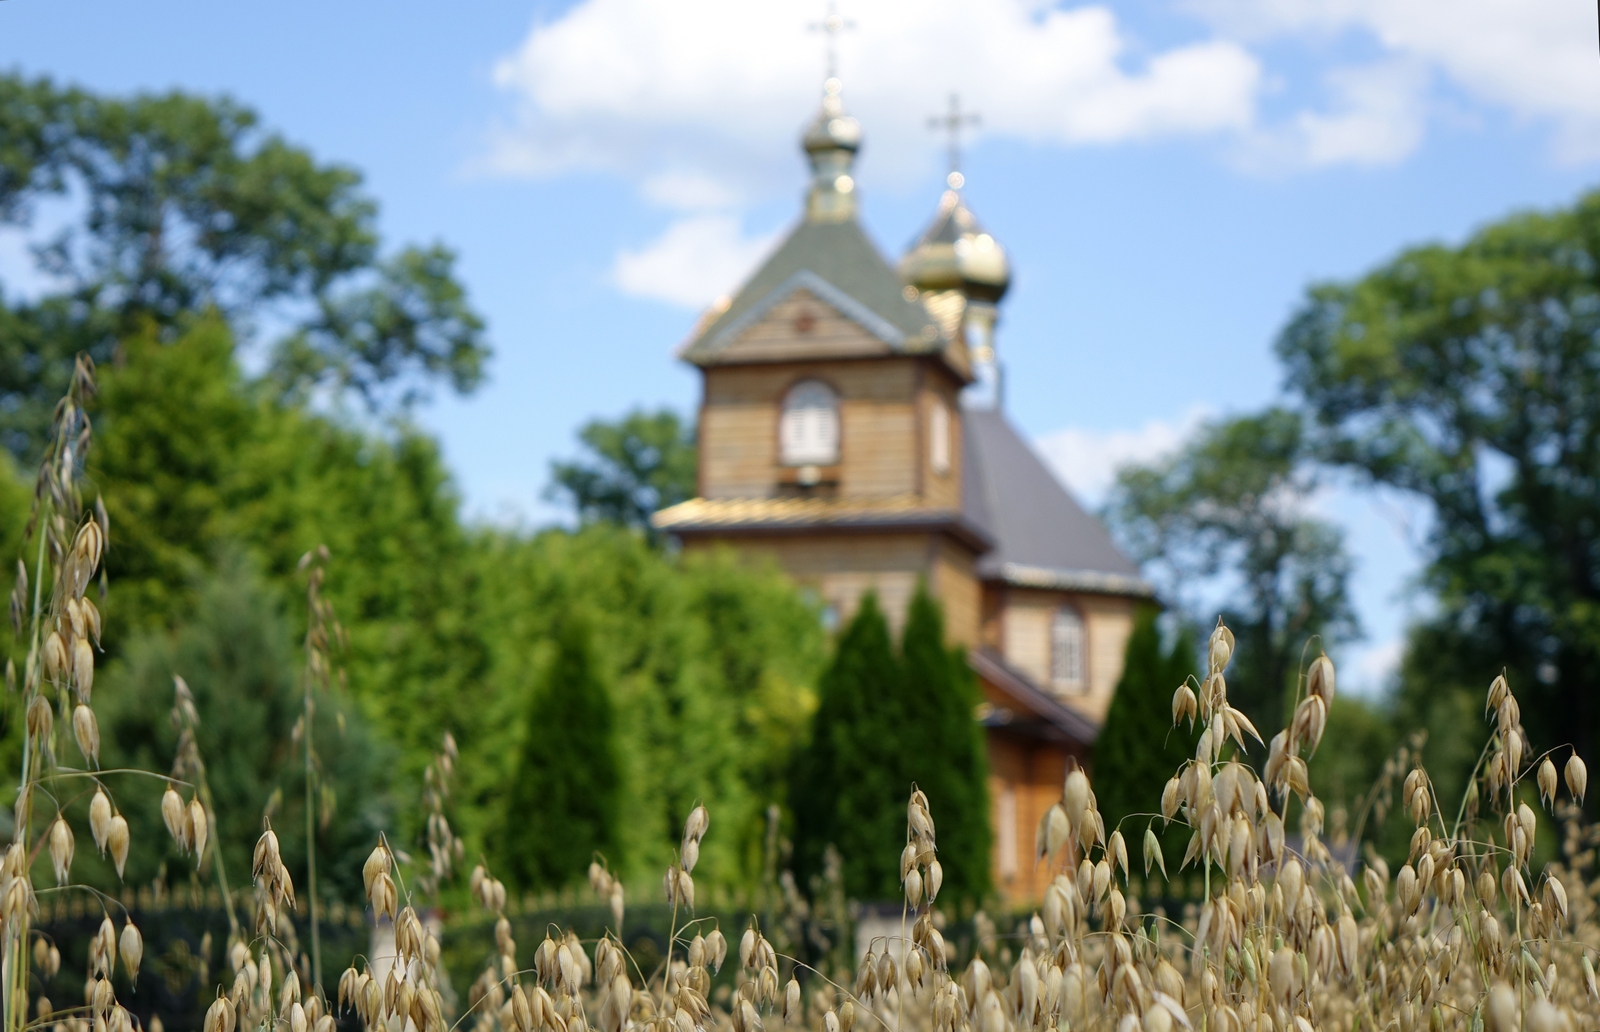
5 359 1600 1032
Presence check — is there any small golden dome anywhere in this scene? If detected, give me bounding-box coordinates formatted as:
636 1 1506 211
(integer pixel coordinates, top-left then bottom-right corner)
801 78 863 223
803 80 862 157
900 189 1010 303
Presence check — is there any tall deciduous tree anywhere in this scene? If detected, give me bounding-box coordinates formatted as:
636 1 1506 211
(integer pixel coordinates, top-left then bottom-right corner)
0 73 488 458
1104 410 1359 745
1275 188 1600 791
546 408 697 539
501 613 622 889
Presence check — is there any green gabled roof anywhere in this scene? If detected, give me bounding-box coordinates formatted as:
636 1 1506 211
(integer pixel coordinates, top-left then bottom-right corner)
681 217 945 363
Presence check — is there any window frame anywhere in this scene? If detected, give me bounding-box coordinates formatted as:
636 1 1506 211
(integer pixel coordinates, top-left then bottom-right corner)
777 378 842 467
929 397 951 476
1049 604 1087 694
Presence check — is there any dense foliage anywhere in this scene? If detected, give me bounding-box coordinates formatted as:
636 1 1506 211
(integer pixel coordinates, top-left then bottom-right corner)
897 587 991 904
546 407 697 540
1093 607 1197 853
792 588 990 904
1277 188 1600 800
0 67 828 902
1105 410 1359 748
96 551 392 901
500 613 622 889
792 593 905 900
0 73 487 461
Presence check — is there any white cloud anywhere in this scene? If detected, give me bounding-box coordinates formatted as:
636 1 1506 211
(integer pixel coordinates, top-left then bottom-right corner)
1189 0 1600 160
612 214 780 308
488 0 1600 201
641 171 746 211
1034 407 1210 507
489 0 1263 197
489 0 1600 308
1344 636 1404 697
1239 58 1432 170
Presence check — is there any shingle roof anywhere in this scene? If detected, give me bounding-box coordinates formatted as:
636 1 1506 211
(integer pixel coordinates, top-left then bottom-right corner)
680 218 945 363
970 648 1099 744
962 409 1154 597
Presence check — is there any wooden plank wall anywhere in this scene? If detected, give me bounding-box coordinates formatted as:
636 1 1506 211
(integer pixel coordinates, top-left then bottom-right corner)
715 289 894 364
991 587 1138 723
699 355 966 509
929 537 980 646
915 364 965 511
701 360 921 500
985 727 1083 904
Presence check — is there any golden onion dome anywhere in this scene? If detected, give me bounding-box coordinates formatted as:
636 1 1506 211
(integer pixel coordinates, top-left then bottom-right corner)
801 78 862 223
802 87 862 158
900 185 1010 304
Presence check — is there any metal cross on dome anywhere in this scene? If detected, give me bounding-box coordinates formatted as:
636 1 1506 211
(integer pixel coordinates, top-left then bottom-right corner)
930 94 981 190
808 2 856 83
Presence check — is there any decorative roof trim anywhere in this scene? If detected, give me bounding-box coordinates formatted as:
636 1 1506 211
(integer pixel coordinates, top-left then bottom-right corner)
968 648 1099 745
992 562 1156 598
654 500 993 553
701 269 908 357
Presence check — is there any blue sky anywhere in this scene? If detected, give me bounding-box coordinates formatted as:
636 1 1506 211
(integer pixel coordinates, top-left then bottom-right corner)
4 0 1598 694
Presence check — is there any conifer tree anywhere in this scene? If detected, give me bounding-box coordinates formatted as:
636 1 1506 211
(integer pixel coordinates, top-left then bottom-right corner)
1094 607 1198 864
791 593 907 900
899 585 991 904
503 613 622 888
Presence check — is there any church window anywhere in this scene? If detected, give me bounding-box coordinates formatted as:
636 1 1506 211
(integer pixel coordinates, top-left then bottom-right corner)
930 400 951 475
1051 607 1086 693
780 380 840 466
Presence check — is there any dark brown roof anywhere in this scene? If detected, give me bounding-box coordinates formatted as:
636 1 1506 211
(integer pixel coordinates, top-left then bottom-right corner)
970 648 1099 745
962 409 1153 597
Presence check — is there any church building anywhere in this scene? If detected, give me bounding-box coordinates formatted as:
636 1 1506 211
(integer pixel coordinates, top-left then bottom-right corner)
652 78 1153 903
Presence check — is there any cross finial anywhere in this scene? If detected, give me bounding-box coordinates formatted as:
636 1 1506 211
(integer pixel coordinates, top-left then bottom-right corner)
929 94 981 190
808 3 856 84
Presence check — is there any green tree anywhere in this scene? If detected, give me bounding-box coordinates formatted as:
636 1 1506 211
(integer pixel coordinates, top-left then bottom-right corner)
546 408 696 538
82 314 492 857
1104 410 1359 744
95 550 392 900
897 586 990 904
0 73 487 458
1275 187 1600 786
1094 607 1197 858
501 613 622 889
468 528 822 890
792 594 907 900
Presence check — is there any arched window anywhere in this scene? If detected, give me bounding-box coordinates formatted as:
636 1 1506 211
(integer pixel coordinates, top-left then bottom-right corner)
779 380 839 466
1051 607 1085 693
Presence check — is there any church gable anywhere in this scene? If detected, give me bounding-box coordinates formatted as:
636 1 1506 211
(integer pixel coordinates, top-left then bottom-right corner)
712 277 904 363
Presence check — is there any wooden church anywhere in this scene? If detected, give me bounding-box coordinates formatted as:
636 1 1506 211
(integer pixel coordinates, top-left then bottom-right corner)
652 78 1153 903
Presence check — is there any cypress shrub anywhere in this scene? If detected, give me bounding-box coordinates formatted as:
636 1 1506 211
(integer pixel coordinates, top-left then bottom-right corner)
1094 606 1197 865
791 593 907 900
899 585 990 904
502 613 622 888
793 588 991 903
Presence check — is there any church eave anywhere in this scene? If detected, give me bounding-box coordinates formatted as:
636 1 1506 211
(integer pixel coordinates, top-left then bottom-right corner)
981 562 1157 599
969 647 1099 745
653 498 993 552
